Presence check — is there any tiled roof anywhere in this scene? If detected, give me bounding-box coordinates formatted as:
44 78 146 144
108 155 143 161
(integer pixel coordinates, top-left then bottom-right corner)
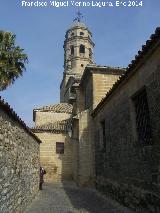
92 27 160 117
32 118 72 133
34 103 73 114
0 97 41 144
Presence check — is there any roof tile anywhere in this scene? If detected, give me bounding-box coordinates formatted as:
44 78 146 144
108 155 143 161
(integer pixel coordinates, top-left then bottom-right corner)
34 103 73 114
32 118 72 133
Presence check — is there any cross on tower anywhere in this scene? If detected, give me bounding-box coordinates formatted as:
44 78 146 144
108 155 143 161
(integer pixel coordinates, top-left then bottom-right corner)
73 11 83 22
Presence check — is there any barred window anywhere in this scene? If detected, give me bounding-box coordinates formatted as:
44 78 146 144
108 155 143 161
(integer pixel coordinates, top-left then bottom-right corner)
56 142 64 154
133 88 152 145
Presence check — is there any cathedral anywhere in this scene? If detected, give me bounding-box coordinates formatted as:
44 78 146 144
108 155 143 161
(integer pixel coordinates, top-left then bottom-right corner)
32 15 160 211
0 10 160 211
32 15 124 185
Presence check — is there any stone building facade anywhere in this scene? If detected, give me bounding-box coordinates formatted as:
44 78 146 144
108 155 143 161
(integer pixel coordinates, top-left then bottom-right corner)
0 98 41 213
33 19 124 185
91 27 160 212
32 103 73 182
71 65 125 186
32 17 160 211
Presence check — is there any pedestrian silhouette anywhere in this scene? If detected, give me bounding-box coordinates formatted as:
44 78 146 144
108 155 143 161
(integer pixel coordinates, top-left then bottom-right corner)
39 167 46 190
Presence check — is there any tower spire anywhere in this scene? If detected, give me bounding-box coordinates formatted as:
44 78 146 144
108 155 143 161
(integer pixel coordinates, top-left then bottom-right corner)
73 10 83 22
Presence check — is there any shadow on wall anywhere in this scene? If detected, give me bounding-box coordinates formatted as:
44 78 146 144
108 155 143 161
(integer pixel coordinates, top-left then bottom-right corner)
61 126 101 212
58 119 79 183
59 134 73 181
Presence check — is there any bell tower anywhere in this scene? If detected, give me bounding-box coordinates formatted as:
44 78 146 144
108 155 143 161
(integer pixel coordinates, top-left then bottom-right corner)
60 13 95 103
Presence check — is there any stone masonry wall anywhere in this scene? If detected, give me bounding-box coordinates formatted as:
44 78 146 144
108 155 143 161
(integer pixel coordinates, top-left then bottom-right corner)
81 69 122 112
78 110 94 187
93 43 160 212
72 119 79 184
35 132 73 182
83 74 93 110
0 107 40 213
92 72 121 109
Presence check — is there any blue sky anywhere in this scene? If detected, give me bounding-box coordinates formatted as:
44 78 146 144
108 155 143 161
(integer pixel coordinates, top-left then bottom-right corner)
0 0 160 126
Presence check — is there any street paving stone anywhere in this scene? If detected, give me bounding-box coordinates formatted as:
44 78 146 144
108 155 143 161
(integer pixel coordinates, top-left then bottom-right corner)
25 182 133 213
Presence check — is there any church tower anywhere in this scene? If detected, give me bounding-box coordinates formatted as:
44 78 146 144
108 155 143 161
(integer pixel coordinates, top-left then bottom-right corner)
60 13 95 103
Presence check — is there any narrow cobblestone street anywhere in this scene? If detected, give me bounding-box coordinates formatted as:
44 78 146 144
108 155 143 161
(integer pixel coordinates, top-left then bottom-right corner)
25 182 133 213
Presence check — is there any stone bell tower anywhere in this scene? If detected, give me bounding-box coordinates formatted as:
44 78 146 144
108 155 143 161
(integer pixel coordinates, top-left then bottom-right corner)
60 13 95 103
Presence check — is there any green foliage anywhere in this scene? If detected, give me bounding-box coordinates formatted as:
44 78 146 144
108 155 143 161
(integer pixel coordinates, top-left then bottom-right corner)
0 31 28 91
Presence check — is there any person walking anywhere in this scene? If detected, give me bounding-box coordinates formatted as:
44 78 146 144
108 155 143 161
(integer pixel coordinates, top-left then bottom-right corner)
39 167 46 190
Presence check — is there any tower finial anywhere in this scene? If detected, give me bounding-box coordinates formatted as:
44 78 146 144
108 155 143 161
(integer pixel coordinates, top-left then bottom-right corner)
73 10 83 22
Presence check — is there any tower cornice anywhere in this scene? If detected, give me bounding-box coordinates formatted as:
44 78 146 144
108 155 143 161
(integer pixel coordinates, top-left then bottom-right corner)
63 36 95 48
66 26 92 36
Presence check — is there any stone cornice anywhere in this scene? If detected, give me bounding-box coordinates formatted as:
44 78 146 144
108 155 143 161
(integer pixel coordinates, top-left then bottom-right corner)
63 36 95 47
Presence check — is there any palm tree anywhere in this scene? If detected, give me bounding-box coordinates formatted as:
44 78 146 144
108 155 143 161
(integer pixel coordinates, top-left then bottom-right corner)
0 31 28 91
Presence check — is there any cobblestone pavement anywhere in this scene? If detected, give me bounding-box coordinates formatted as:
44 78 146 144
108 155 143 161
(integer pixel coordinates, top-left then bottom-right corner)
25 182 133 213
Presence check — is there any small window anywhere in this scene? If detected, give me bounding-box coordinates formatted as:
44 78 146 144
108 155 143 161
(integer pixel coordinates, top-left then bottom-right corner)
132 88 152 145
80 32 84 36
89 48 92 59
71 32 74 36
81 64 84 67
71 45 74 55
79 44 85 54
56 142 64 154
101 120 106 152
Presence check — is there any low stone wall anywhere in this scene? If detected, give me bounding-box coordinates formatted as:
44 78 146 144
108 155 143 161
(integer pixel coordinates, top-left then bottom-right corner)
0 98 41 213
96 176 160 213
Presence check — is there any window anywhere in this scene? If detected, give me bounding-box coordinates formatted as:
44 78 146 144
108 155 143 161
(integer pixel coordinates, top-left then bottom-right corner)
80 32 84 36
132 88 152 145
79 44 85 54
56 142 64 154
101 120 106 152
71 32 74 36
71 45 74 55
89 48 92 59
